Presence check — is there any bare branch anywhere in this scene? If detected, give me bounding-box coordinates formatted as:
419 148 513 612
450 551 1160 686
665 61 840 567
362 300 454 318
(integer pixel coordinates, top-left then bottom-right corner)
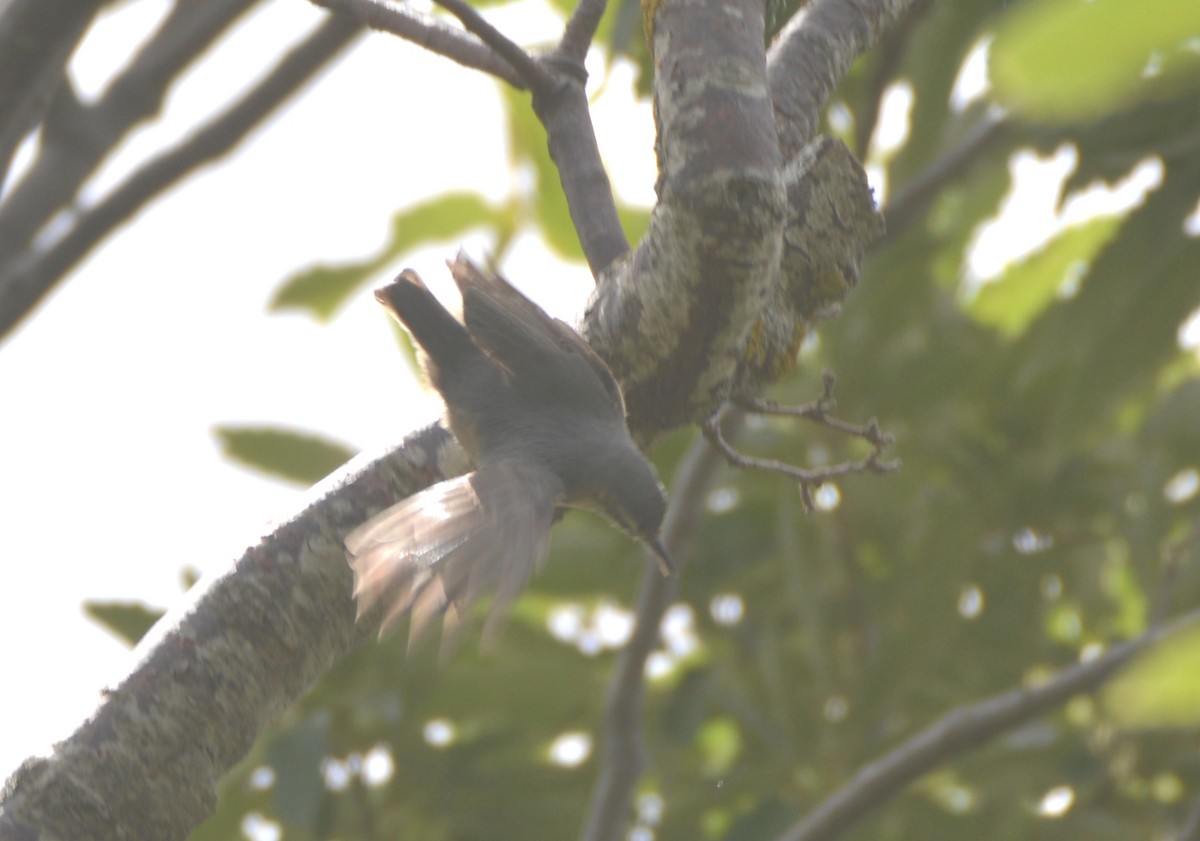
531 61 627 276
0 12 363 342
308 0 524 86
579 424 732 841
701 373 898 510
776 610 1200 841
318 0 628 276
882 112 1009 241
559 0 609 63
432 0 555 93
0 0 257 265
0 0 102 192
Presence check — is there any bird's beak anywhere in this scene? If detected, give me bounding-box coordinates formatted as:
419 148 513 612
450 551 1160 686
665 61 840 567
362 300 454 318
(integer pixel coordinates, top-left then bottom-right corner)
649 536 677 577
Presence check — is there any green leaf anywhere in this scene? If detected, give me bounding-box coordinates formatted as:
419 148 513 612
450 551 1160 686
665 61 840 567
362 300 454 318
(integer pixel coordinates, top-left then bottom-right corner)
83 600 164 646
1004 174 1200 442
1103 620 1200 728
270 192 503 320
269 261 388 323
991 0 1200 121
969 215 1122 337
215 425 357 485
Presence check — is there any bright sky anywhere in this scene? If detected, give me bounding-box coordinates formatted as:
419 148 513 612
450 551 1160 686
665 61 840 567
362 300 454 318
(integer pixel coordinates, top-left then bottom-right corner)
0 0 1173 779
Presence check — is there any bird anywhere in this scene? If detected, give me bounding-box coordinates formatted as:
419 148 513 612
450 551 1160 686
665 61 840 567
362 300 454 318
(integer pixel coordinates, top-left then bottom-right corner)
345 255 673 647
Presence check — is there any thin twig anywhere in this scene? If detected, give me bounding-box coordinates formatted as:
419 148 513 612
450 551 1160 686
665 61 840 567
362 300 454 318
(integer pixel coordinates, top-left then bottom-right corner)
559 0 609 63
579 423 734 841
882 112 1009 241
0 14 362 341
432 0 555 93
704 374 899 511
738 372 894 446
775 608 1200 841
308 0 524 87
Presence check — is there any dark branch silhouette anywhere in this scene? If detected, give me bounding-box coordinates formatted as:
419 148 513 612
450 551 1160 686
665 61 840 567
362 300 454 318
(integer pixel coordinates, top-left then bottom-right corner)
0 12 362 340
309 0 524 86
776 609 1200 841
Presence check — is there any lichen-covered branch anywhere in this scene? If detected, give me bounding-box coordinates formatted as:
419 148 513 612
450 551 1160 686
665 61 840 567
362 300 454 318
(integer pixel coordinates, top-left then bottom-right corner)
0 423 466 841
584 0 785 432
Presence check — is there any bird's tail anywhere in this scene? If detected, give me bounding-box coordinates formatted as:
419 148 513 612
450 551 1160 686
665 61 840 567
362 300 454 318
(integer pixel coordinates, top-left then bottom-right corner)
375 269 476 375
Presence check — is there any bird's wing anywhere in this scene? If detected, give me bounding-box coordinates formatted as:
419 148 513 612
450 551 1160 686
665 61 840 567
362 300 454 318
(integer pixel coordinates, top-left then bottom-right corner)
346 461 563 649
447 254 626 420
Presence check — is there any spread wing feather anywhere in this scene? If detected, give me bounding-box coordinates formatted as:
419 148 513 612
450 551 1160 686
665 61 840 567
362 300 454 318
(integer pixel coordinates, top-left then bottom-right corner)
346 461 563 647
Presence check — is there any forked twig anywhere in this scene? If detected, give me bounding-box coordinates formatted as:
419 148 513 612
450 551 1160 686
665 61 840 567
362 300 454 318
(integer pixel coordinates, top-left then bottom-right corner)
309 0 524 86
432 0 555 92
704 373 899 511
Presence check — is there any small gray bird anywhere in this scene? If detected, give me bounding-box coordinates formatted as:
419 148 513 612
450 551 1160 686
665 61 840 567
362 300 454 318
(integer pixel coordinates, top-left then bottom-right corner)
346 255 673 644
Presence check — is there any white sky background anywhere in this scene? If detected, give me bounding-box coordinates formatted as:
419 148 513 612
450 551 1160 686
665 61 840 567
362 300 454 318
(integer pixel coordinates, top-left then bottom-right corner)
0 2 1178 777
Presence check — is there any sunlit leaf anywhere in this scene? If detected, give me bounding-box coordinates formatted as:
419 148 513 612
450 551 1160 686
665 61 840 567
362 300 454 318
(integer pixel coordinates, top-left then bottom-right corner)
1103 620 1200 728
969 216 1122 337
270 193 503 320
215 425 356 485
991 0 1200 121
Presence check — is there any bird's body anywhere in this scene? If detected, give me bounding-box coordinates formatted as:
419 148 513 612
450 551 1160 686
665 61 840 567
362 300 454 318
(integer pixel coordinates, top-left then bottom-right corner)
346 256 671 644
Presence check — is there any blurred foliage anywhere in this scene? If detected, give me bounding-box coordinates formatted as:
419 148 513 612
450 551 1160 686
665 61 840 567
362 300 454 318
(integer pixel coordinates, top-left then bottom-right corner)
83 600 164 646
214 425 356 486
270 192 512 320
185 0 1200 839
990 0 1200 122
1104 619 1200 729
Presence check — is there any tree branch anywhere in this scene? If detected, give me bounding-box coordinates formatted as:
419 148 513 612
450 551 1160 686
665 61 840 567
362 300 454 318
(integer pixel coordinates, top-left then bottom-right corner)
579 420 734 841
881 112 1009 241
308 0 524 86
767 0 921 161
0 423 461 841
559 0 609 63
0 11 363 342
775 610 1200 841
432 0 555 92
0 0 257 267
0 0 103 192
703 373 899 510
585 0 786 431
430 0 629 276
